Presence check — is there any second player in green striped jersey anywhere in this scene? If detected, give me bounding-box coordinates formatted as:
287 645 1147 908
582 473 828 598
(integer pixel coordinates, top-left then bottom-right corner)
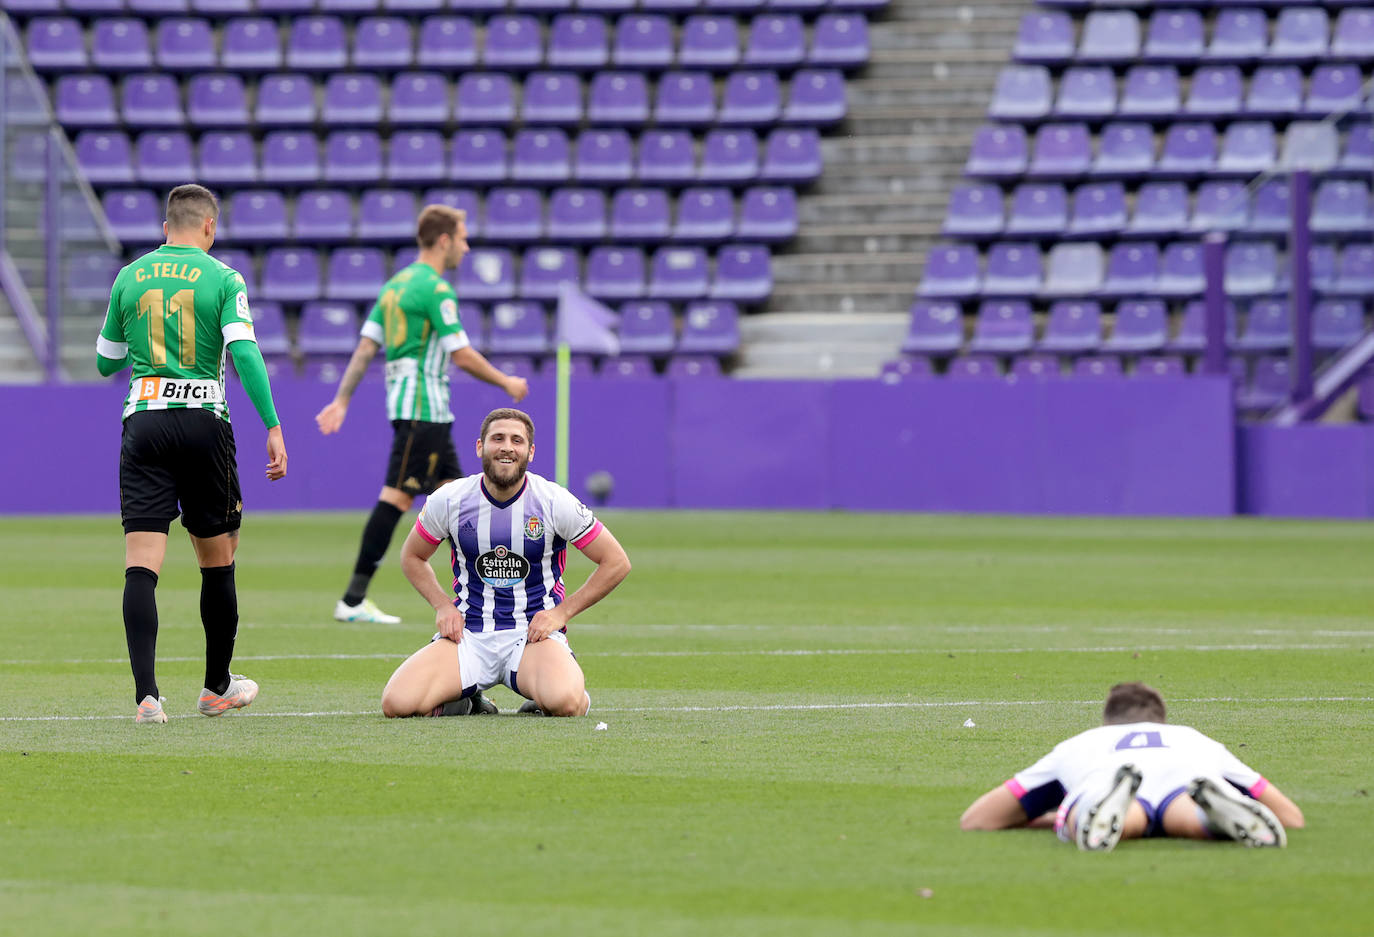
316 204 528 626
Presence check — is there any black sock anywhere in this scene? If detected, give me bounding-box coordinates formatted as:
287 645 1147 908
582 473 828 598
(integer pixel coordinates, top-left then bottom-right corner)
123 566 159 705
200 563 238 696
342 501 404 606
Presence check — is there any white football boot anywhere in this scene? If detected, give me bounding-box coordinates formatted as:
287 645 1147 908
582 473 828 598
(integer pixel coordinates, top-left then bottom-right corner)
334 598 401 625
1077 763 1143 852
1189 777 1287 847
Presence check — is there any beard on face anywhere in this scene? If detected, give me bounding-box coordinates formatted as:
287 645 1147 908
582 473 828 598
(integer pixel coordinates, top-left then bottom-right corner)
482 449 529 489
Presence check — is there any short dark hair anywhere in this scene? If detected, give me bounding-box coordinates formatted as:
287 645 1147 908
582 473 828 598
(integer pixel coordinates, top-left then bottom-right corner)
165 184 219 232
416 204 465 249
480 408 534 444
1103 682 1167 725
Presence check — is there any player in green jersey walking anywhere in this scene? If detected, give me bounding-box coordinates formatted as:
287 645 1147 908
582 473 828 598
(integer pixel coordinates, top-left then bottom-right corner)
96 183 288 724
316 204 528 625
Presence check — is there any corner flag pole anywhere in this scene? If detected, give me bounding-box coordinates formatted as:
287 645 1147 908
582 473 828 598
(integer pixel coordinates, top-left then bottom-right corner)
555 341 571 488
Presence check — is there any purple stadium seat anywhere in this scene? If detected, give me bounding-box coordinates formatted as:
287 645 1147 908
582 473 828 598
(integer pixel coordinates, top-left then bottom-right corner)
488 302 550 354
1237 357 1290 412
613 15 674 69
1338 123 1374 174
484 15 543 70
518 247 579 300
1207 9 1267 63
1336 244 1374 294
457 73 517 125
711 243 771 302
1225 241 1278 297
988 66 1052 121
655 71 716 126
193 0 254 10
256 74 316 125
1269 7 1329 62
700 129 759 183
1143 8 1204 63
261 247 323 302
249 302 290 358
1078 10 1140 63
919 244 980 299
319 0 381 11
784 69 846 125
1218 121 1277 176
666 356 723 378
287 17 348 71
1312 179 1371 235
1103 300 1167 354
354 17 412 69
323 131 383 183
222 18 283 72
261 131 320 184
1245 66 1303 117
1073 356 1122 379
1134 355 1185 378
965 124 1028 178
680 16 740 70
1127 182 1186 237
1334 8 1374 59
121 74 183 128
744 14 805 69
760 127 821 184
650 247 710 299
1007 354 1059 381
1015 10 1074 64
1043 242 1104 297
678 300 740 352
588 72 650 125
1100 242 1159 298
298 301 360 356
947 355 1002 380
75 131 135 185
459 249 517 301
390 73 450 125
575 129 634 184
1249 177 1290 235
295 189 354 243
1237 299 1289 352
56 76 118 127
1039 300 1102 353
323 74 384 125
1118 65 1180 120
392 246 420 275
102 189 162 244
358 190 418 241
546 186 607 240
719 71 783 125
1028 123 1092 178
1156 123 1216 177
902 300 962 356
1068 182 1126 238
618 301 676 354
550 15 609 70
511 129 572 183
226 190 288 242
524 72 583 125
155 17 214 71
187 75 249 128
1055 67 1116 121
1006 183 1067 238
586 246 646 299
969 300 1033 354
10 133 51 185
1192 180 1248 232
199 132 257 184
674 187 734 241
1306 64 1364 117
610 188 671 241
210 249 257 295
1186 65 1243 116
450 130 508 185
487 355 538 380
135 131 194 182
485 188 545 242
66 252 123 303
942 183 1003 238
1158 242 1205 298
1313 300 1366 351
26 18 87 71
809 14 869 70
737 186 796 241
1306 245 1339 294
417 16 478 69
92 19 152 71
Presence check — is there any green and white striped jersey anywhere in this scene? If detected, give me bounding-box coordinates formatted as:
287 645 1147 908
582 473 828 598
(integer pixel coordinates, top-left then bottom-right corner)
361 261 469 423
97 244 257 422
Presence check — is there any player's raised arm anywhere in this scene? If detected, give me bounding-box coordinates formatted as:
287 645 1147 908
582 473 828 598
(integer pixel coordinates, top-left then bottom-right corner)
450 345 529 402
316 336 382 434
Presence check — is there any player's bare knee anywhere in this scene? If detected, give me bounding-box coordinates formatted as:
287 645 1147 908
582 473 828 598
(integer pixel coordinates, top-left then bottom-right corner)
381 685 419 718
541 685 587 717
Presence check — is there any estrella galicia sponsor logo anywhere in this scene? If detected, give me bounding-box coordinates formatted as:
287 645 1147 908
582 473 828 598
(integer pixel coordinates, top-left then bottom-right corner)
524 515 545 540
476 545 530 587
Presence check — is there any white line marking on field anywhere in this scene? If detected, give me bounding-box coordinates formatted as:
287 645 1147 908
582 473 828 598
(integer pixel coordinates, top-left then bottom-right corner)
1 697 1369 723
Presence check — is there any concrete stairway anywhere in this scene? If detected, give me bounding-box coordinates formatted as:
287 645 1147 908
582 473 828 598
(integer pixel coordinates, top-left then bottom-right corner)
736 0 1029 377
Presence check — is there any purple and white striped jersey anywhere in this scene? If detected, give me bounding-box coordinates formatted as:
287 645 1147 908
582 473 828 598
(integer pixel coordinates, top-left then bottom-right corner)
414 471 604 633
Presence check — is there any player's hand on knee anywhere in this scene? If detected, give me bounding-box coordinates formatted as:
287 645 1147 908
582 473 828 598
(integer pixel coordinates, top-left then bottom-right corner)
527 607 569 642
436 606 465 642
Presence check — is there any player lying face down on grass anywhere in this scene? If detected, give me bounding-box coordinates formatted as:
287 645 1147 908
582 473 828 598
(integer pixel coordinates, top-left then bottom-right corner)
959 682 1305 851
381 409 631 718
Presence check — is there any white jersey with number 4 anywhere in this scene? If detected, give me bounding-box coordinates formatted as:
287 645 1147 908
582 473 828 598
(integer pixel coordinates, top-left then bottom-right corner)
415 472 603 634
1006 722 1268 819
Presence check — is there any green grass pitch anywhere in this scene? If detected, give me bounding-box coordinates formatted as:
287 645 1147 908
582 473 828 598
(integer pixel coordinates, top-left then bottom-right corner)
1 511 1371 937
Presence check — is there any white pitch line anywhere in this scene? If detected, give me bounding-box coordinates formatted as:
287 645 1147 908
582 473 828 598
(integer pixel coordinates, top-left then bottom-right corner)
1 696 1369 724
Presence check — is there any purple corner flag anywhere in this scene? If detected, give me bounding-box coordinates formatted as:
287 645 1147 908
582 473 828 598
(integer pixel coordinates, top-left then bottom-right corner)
555 281 620 355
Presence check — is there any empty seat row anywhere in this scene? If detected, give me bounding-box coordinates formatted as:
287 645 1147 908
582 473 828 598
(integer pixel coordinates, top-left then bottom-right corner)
1014 7 1372 65
100 184 797 243
7 0 887 17
283 352 729 383
24 13 869 72
902 296 1369 357
965 120 1362 180
919 240 1374 300
50 68 847 129
63 127 823 187
943 177 1373 240
990 63 1371 123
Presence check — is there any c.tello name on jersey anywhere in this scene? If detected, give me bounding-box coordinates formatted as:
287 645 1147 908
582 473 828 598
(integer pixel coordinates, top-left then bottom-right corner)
135 263 203 283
